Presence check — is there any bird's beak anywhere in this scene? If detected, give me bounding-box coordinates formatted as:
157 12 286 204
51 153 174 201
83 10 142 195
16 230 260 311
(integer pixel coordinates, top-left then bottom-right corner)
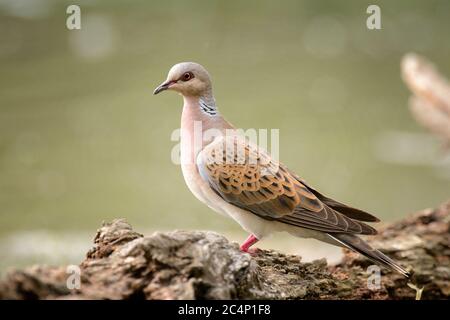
153 80 175 95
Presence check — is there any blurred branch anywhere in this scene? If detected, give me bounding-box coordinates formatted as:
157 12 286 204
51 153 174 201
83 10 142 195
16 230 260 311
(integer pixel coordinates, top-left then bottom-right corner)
1 201 449 300
402 53 450 146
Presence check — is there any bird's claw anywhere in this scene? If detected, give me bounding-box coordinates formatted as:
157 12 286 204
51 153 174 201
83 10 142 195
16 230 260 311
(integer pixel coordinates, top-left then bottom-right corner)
240 246 260 256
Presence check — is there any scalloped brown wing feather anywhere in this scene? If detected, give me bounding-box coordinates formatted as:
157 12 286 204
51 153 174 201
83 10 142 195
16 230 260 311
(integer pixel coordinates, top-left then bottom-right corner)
198 136 377 235
286 170 381 223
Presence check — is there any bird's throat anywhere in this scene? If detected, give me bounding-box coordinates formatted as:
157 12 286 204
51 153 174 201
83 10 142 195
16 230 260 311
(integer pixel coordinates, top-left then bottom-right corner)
180 95 234 166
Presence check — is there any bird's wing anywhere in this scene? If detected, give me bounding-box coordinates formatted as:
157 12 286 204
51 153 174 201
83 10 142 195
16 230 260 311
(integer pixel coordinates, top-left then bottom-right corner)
197 135 376 235
286 170 380 222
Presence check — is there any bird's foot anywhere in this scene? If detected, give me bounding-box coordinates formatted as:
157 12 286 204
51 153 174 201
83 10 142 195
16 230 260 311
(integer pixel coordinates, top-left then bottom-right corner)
239 234 259 255
240 247 260 255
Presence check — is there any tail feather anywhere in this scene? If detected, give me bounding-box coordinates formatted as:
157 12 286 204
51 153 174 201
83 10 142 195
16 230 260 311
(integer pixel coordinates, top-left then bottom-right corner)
329 233 411 278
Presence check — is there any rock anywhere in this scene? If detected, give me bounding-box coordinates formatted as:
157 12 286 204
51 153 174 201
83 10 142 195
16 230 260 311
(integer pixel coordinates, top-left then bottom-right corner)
0 201 449 300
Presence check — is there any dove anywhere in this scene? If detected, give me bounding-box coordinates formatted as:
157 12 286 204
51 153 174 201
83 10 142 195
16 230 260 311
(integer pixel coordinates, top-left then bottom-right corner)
153 62 410 278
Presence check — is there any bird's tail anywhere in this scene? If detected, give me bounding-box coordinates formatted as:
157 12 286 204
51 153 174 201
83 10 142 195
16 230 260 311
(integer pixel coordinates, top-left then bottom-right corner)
328 233 411 279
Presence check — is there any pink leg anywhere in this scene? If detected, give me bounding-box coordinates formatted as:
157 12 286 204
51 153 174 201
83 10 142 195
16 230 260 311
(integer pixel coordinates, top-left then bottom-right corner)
240 234 259 254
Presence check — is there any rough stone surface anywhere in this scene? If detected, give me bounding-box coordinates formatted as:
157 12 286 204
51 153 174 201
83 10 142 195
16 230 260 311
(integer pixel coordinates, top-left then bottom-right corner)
0 201 449 300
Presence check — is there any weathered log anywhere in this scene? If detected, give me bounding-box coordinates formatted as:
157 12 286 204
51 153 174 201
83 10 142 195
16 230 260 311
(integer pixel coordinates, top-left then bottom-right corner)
0 201 449 300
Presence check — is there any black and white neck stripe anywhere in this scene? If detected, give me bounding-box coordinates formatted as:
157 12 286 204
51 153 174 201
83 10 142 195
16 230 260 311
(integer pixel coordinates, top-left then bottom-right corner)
199 97 218 116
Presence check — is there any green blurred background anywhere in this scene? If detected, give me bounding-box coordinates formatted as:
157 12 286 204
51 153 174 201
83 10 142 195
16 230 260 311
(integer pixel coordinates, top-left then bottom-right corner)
1 0 449 273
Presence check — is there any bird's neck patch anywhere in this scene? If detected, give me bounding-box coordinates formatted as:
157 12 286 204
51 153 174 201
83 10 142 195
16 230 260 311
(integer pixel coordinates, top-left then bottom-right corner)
199 97 218 116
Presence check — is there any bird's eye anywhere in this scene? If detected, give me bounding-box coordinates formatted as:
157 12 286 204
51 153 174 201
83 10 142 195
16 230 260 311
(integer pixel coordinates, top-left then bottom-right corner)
182 72 193 81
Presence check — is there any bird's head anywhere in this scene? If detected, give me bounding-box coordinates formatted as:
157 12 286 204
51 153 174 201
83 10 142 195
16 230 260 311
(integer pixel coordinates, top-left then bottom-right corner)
153 62 212 97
